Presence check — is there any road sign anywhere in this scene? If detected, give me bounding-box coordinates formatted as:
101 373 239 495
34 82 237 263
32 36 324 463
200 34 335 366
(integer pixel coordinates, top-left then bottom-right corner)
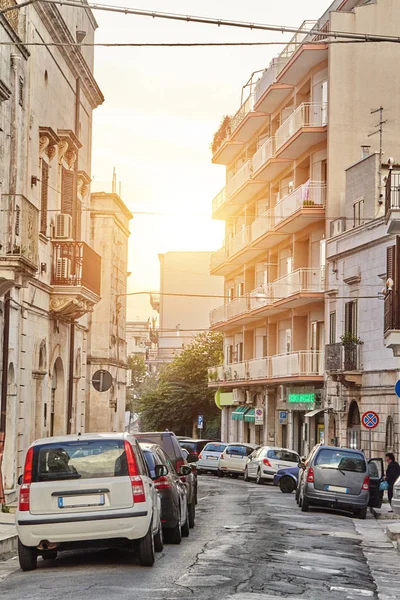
197 415 203 430
255 408 263 425
361 411 379 430
92 369 113 392
279 411 287 424
395 380 400 398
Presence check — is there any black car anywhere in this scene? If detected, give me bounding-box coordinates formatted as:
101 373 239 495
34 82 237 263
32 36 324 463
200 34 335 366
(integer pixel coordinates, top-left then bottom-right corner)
135 431 197 528
178 439 214 459
140 442 190 544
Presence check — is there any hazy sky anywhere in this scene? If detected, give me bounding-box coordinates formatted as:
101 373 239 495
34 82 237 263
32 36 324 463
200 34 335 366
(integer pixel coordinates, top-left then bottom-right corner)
91 0 332 319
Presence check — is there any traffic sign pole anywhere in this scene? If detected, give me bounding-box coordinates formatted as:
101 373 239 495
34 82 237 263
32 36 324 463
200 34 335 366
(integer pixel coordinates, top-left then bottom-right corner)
361 411 380 459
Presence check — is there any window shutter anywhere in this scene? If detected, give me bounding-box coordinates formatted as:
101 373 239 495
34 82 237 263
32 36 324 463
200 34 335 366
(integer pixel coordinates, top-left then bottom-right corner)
61 168 74 217
40 161 49 235
385 245 396 332
344 302 350 335
76 198 82 240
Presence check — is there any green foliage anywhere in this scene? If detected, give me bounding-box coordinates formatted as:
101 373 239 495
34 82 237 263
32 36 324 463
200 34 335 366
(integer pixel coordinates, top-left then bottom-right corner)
137 332 223 436
340 332 363 346
126 354 147 411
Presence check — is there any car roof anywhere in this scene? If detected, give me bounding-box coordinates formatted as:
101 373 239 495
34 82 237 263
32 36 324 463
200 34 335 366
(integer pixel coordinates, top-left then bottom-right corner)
139 442 160 452
316 445 366 454
226 442 258 448
179 439 213 443
31 432 132 446
261 446 299 452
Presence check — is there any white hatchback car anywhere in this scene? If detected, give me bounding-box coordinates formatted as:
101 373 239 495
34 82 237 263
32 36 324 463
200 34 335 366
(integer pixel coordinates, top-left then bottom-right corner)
244 446 300 484
16 433 163 571
197 442 227 474
218 443 259 478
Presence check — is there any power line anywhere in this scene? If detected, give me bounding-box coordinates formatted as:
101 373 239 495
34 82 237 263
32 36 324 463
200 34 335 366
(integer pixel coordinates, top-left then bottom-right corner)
123 291 387 301
0 40 372 48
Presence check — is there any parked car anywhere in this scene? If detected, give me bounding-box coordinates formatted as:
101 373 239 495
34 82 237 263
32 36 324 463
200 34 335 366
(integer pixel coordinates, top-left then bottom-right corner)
218 443 259 478
16 433 163 571
197 442 227 475
178 439 214 461
297 445 384 518
140 442 190 544
390 476 400 515
273 466 300 493
244 446 300 484
135 431 196 528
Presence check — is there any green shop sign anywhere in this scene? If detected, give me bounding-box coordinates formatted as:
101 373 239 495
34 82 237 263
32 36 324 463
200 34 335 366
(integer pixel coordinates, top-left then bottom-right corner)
288 393 315 404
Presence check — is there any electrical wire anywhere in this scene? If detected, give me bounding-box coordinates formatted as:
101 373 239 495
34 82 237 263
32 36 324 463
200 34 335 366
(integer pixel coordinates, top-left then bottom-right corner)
121 291 387 300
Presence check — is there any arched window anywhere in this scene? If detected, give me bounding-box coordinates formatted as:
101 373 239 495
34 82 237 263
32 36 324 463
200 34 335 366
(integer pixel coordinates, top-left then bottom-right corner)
386 416 394 453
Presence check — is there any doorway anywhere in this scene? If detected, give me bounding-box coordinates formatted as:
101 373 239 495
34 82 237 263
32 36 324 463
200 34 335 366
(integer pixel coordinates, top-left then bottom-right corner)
347 400 361 449
50 358 65 436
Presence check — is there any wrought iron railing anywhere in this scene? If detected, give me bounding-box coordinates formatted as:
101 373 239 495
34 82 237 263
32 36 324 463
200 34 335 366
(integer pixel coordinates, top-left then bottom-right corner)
0 195 39 268
52 241 101 296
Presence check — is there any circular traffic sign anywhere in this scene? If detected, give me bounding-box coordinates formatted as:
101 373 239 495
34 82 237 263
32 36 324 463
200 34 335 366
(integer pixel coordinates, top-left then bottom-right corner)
92 369 113 392
395 380 400 398
255 408 263 417
361 411 379 430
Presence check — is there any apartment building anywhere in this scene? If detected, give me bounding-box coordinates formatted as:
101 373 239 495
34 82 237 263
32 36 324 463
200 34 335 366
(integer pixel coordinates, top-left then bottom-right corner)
208 0 400 455
324 153 400 456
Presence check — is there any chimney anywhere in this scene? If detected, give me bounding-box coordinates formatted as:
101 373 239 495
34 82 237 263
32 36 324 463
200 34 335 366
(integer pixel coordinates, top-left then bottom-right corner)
361 145 371 159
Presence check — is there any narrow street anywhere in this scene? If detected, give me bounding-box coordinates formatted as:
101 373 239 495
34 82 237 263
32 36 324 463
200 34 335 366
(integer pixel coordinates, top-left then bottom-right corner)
0 476 399 600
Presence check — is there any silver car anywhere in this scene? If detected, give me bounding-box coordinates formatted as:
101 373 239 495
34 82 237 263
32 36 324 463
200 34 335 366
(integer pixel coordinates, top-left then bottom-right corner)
298 445 383 518
244 446 300 484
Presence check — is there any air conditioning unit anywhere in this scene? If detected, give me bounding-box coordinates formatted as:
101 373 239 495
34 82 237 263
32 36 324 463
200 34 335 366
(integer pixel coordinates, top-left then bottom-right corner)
233 388 245 404
56 257 71 280
54 213 72 240
330 217 346 238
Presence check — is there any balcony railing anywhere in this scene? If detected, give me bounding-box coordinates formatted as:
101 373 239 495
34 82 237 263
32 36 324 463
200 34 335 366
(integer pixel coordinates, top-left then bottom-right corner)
0 195 39 268
277 21 317 67
52 241 101 296
210 246 227 271
275 103 328 151
272 268 325 300
208 350 324 383
325 343 362 372
212 186 228 215
228 227 251 257
254 59 287 104
252 137 275 173
385 170 400 214
210 303 227 326
227 160 253 198
226 296 248 320
275 181 326 225
230 94 255 134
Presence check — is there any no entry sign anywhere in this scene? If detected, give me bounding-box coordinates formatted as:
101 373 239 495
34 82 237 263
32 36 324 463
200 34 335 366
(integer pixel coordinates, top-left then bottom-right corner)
361 411 379 430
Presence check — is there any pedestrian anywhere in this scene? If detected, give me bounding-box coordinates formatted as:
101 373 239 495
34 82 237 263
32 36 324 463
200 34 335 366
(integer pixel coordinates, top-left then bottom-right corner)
385 452 400 508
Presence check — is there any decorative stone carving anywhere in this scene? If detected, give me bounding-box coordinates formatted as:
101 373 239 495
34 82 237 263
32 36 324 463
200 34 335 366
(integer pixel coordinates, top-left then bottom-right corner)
58 139 69 164
47 145 57 160
65 149 77 169
39 135 50 156
50 295 96 322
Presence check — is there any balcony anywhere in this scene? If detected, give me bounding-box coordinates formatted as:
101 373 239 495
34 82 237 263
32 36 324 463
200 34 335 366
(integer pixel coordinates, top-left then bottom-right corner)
212 159 266 220
150 292 160 312
275 103 328 160
229 94 268 144
0 195 39 295
208 350 324 386
50 241 102 321
254 58 293 114
385 169 400 234
210 246 233 276
211 116 245 166
250 181 326 248
325 343 362 387
252 136 292 182
210 266 325 328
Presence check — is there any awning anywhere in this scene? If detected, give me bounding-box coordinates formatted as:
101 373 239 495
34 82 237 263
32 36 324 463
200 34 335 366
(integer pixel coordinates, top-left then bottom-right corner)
232 406 248 421
304 408 324 418
244 408 255 423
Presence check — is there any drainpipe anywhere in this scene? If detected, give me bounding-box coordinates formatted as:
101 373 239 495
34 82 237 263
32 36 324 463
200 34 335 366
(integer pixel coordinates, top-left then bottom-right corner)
67 323 75 434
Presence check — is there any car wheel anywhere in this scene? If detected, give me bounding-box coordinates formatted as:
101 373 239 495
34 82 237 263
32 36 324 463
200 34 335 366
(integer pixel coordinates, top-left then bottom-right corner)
18 539 37 572
42 549 58 560
301 495 310 512
357 507 367 520
188 501 195 528
256 469 264 485
137 524 155 566
232 473 239 479
217 469 224 478
279 476 296 494
168 519 182 545
154 520 164 552
181 508 190 538
295 486 300 505
244 467 250 482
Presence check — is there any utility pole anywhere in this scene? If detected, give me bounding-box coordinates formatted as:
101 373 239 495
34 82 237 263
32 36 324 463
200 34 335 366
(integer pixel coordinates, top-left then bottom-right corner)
368 106 387 202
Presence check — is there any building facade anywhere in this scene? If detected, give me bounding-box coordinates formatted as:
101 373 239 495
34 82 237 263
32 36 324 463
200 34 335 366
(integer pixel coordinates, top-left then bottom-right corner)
208 0 400 455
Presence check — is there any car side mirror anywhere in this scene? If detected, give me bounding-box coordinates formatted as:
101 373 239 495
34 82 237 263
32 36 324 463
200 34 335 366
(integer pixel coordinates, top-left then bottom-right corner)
154 464 168 479
179 465 192 476
298 462 306 470
17 474 23 486
186 453 198 464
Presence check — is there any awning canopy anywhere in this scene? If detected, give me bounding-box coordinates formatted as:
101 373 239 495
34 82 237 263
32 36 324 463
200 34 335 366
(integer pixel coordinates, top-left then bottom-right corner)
304 408 324 418
232 406 248 421
244 408 255 423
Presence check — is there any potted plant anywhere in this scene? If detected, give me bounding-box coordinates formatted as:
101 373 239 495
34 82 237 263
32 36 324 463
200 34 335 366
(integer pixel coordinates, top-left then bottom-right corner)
340 333 363 371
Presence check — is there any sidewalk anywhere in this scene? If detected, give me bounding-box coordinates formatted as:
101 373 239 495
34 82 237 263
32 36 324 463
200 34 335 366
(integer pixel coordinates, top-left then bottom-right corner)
0 513 17 559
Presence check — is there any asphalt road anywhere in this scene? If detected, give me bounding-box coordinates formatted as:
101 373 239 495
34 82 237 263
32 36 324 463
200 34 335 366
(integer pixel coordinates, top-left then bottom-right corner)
0 475 399 600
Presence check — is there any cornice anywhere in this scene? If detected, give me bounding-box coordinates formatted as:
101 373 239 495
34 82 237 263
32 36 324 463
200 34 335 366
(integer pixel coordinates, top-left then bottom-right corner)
34 2 104 109
0 15 29 60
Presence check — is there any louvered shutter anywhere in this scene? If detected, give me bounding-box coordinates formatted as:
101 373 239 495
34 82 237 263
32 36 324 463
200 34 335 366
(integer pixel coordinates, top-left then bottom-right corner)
385 245 396 332
40 161 49 234
344 302 350 335
61 168 74 217
76 198 82 240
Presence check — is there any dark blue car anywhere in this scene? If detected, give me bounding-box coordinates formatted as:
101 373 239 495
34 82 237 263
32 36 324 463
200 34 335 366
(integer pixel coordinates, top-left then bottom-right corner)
273 466 299 493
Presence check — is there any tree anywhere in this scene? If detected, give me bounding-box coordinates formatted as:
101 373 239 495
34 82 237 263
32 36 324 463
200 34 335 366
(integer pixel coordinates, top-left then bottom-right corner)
126 354 147 411
136 332 223 437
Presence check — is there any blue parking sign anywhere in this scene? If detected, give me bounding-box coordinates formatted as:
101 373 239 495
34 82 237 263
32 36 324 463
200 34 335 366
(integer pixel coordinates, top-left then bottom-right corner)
197 415 204 429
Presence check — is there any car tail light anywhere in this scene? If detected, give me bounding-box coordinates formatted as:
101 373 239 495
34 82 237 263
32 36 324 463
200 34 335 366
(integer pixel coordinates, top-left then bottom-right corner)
176 458 185 471
262 459 272 467
198 453 202 460
124 441 146 503
155 476 172 490
19 447 34 512
306 467 315 483
362 476 370 491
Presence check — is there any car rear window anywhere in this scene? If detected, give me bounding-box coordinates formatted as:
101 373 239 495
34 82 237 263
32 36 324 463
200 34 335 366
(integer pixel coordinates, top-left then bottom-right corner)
226 445 254 457
314 449 366 473
203 443 227 453
33 440 128 482
267 449 299 462
135 433 179 463
180 442 197 453
142 450 156 478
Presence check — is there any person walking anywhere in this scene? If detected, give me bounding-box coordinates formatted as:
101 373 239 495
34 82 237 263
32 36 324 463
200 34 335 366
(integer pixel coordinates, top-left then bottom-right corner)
385 452 400 507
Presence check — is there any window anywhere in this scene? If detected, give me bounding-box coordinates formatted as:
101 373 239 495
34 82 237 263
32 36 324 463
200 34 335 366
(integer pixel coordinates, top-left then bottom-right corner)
226 445 254 457
386 416 394 453
237 282 244 297
134 337 141 346
344 300 357 336
203 443 226 453
40 160 49 235
329 312 336 344
353 198 364 228
314 448 366 473
236 342 243 362
227 287 234 303
385 241 400 332
226 345 233 364
262 335 268 357
18 76 24 107
266 449 299 462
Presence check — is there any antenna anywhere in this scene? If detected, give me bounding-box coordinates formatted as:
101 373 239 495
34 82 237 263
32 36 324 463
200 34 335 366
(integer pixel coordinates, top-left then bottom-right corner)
112 167 116 193
368 106 387 202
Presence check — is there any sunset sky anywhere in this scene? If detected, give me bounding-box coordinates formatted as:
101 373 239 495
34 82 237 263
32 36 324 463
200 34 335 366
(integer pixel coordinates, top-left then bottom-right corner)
91 0 331 319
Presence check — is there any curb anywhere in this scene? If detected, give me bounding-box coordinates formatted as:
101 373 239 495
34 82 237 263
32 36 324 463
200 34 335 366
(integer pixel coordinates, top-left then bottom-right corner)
0 535 17 561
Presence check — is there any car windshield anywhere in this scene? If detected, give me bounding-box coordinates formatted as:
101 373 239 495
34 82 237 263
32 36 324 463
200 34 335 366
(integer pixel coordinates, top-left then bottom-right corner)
203 443 227 453
314 449 366 473
267 449 299 462
227 445 254 457
34 440 127 481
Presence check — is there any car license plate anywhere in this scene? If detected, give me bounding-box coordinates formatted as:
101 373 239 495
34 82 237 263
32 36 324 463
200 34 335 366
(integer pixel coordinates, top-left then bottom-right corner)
207 456 215 460
58 494 105 508
325 485 349 493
